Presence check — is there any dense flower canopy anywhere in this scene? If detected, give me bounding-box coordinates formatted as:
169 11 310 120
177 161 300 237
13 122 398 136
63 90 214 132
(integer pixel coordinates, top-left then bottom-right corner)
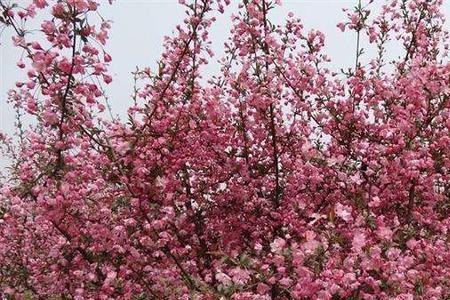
0 0 449 299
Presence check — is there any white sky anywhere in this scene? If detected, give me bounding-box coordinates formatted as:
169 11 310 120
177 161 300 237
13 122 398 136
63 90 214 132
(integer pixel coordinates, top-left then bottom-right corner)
1 0 450 136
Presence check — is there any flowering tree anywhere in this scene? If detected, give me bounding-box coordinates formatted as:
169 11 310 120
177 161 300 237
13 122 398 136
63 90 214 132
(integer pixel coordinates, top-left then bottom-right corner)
1 0 450 299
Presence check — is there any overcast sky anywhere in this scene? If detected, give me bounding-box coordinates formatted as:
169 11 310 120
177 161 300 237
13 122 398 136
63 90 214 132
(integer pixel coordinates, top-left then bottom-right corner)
1 0 450 136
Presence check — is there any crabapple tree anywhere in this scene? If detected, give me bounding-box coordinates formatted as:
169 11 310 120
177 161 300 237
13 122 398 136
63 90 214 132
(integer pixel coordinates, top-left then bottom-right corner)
0 0 449 299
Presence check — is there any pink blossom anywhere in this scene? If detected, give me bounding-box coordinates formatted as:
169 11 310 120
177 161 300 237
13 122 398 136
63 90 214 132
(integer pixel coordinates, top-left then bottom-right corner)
270 237 286 253
335 203 353 222
352 231 366 253
103 74 112 84
257 283 271 294
34 0 48 9
376 226 393 241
